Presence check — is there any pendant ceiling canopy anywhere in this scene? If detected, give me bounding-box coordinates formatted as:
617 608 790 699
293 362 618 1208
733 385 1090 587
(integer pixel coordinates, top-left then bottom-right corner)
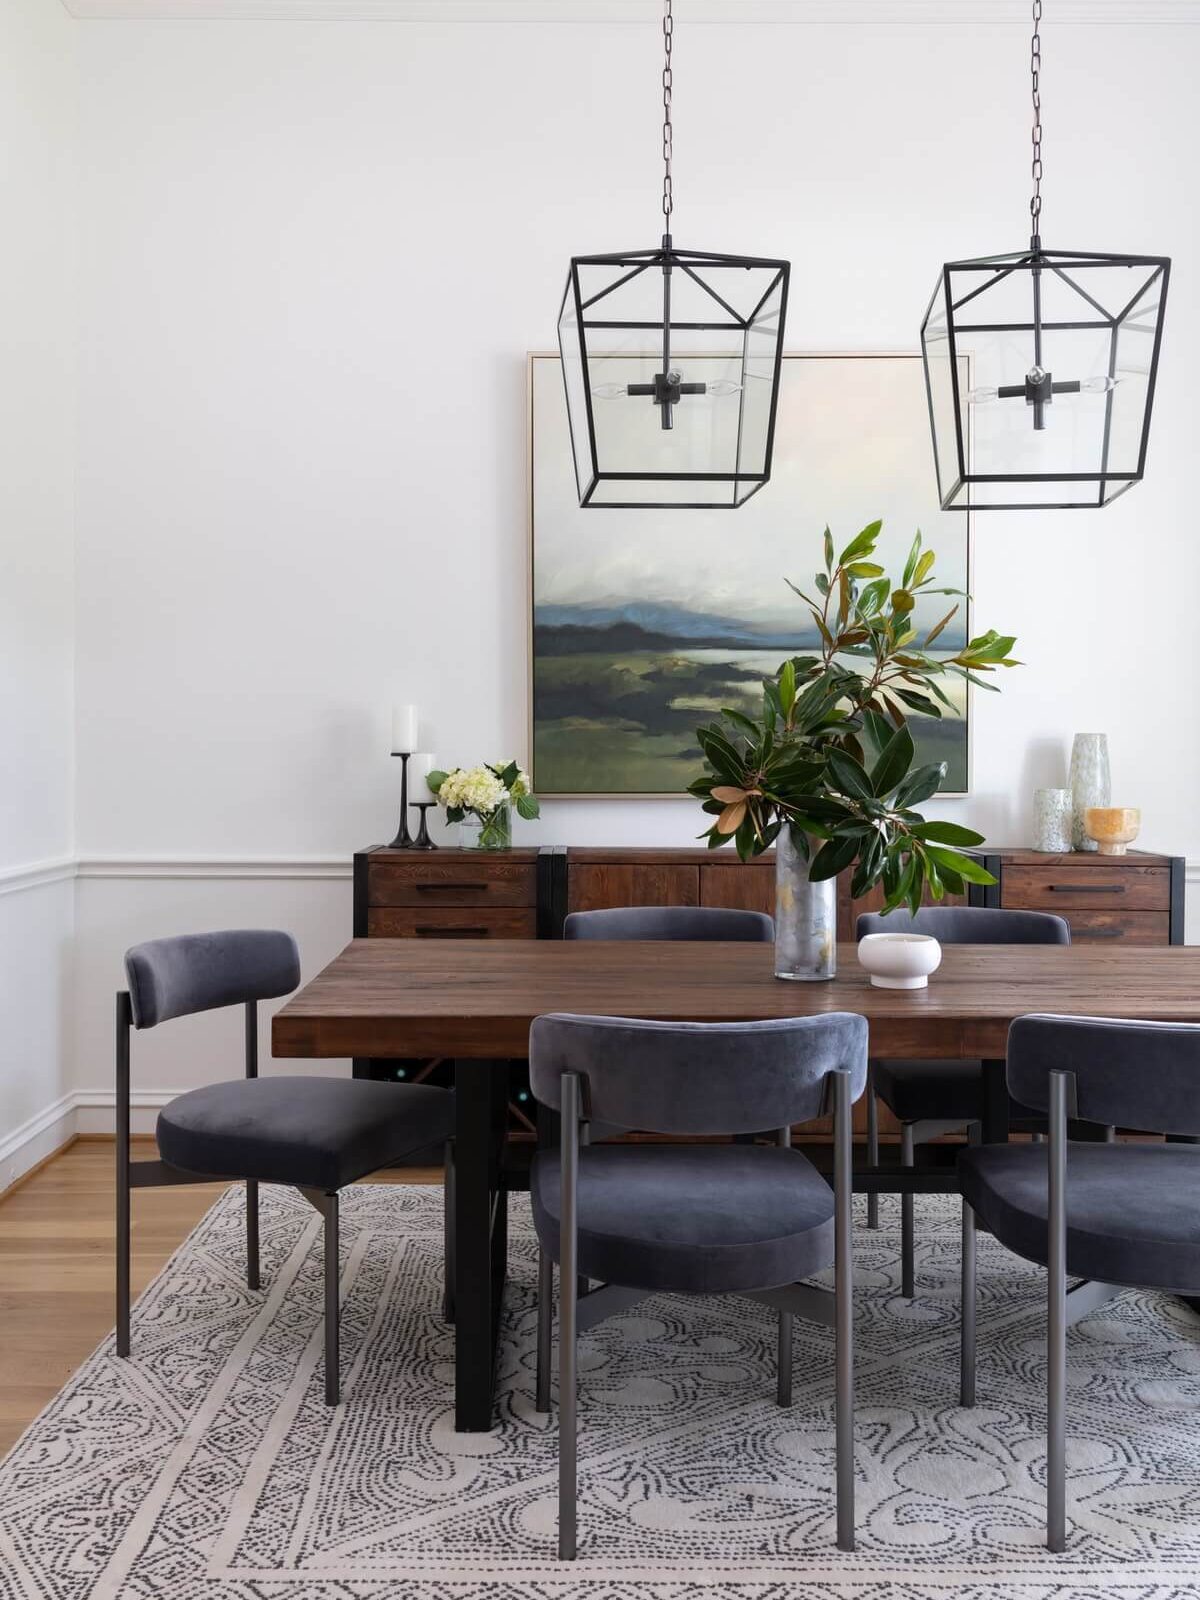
920 0 1170 512
558 0 790 509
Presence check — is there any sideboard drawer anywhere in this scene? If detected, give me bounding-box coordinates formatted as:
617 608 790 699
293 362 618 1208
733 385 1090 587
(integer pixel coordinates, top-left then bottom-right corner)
1058 910 1172 945
367 907 537 939
1003 861 1170 913
369 858 537 908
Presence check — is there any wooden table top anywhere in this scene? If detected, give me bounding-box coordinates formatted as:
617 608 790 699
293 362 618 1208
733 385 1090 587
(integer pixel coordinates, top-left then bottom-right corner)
271 939 1200 1061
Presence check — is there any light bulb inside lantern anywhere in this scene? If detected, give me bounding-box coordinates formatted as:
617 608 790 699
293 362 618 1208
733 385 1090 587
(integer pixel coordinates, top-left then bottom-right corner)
1080 375 1120 394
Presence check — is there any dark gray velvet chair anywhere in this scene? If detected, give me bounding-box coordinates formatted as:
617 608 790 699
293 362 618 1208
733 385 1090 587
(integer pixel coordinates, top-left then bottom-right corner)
958 1013 1200 1551
564 904 774 942
117 929 454 1404
529 1010 866 1559
855 905 1070 1297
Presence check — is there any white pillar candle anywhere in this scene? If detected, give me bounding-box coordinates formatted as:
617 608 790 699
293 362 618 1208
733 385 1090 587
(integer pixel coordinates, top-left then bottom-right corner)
391 704 418 753
410 753 438 804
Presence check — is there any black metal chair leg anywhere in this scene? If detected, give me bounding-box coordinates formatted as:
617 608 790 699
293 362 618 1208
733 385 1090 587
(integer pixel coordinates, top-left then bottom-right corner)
558 1074 580 1560
246 1181 260 1291
324 1193 340 1406
776 1310 793 1407
536 1247 553 1414
865 1062 879 1230
900 1123 915 1299
834 1068 855 1553
1047 1071 1069 1552
116 992 132 1358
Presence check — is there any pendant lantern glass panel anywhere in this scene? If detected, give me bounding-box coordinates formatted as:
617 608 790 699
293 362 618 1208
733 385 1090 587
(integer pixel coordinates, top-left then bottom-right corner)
921 250 1169 510
558 247 789 508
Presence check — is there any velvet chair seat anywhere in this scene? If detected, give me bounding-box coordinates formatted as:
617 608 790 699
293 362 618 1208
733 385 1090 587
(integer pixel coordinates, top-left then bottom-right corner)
531 1142 836 1296
959 1140 1200 1294
157 1076 454 1192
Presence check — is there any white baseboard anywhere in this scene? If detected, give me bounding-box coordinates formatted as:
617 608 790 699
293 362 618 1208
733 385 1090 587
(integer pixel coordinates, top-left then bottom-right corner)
0 1094 77 1192
2 1090 176 1189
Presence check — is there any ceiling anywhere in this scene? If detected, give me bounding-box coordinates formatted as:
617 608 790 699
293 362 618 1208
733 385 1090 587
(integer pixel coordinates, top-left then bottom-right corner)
58 0 1200 22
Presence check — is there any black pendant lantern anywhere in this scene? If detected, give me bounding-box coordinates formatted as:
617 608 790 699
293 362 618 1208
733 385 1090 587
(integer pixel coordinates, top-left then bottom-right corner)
920 0 1169 511
558 0 790 509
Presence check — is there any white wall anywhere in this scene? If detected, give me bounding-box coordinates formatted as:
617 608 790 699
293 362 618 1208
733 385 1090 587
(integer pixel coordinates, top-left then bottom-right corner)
0 0 77 1184
10 12 1200 1128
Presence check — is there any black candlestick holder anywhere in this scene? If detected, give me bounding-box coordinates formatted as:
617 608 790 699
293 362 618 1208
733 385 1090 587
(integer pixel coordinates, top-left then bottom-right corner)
387 751 415 849
412 803 438 849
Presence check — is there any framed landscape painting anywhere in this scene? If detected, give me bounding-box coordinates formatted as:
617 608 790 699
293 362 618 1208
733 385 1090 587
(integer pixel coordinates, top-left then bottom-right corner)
528 352 971 798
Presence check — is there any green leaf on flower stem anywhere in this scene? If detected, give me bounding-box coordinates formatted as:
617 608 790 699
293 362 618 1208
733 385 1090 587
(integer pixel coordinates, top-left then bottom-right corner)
891 588 916 615
824 527 835 572
912 548 936 586
426 769 448 794
814 573 830 596
516 793 539 820
496 760 520 787
870 722 915 797
809 833 860 882
846 561 884 580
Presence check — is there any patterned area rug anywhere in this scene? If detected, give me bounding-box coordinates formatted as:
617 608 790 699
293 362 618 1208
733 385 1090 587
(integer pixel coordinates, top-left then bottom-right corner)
2 1182 1200 1599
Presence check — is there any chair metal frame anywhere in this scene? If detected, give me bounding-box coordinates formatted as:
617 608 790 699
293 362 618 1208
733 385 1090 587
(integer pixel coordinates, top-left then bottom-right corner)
536 1064 857 1561
115 987 456 1407
959 1066 1125 1552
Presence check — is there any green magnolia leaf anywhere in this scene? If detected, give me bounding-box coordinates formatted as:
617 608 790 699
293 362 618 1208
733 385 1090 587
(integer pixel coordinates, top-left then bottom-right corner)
779 658 797 718
893 760 947 810
839 520 882 566
912 548 936 586
870 721 915 797
846 561 884 580
902 530 922 589
924 846 997 886
825 747 873 802
891 588 916 615
862 707 892 755
907 819 986 847
808 832 859 882
815 573 830 596
720 707 761 739
824 526 834 572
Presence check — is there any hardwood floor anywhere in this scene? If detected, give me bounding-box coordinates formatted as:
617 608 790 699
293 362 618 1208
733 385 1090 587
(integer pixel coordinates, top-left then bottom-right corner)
0 1137 436 1456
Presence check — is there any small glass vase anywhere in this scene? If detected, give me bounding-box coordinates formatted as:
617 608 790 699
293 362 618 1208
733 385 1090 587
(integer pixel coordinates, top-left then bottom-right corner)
1033 787 1073 853
774 827 837 981
459 803 512 851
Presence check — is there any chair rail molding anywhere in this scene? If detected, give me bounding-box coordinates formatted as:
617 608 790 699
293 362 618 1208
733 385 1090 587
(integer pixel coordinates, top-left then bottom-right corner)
58 1 1200 23
0 857 76 899
75 855 353 881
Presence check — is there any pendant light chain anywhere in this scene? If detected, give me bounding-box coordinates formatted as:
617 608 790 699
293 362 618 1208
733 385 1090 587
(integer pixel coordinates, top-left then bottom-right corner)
1029 0 1043 239
661 0 674 229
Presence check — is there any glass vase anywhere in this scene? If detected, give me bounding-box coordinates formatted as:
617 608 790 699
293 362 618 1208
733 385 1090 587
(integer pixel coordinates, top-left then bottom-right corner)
1068 734 1111 852
1033 787 1073 853
460 803 512 851
774 827 837 981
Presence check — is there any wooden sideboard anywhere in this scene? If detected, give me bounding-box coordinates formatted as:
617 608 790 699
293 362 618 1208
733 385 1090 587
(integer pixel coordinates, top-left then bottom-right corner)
351 842 1185 1144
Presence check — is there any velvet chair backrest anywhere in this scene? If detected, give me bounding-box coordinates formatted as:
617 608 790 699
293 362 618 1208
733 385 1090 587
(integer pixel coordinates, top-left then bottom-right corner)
529 1011 867 1135
563 905 774 943
1007 1014 1200 1137
855 905 1070 946
125 929 301 1029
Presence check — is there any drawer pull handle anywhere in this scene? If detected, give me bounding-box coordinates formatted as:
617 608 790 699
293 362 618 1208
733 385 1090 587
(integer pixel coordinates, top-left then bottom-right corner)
1047 883 1125 894
415 926 488 938
1073 927 1124 939
415 882 490 894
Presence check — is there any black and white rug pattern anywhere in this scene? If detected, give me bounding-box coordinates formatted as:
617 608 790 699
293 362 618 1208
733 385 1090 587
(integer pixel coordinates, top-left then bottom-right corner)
2 1182 1200 1598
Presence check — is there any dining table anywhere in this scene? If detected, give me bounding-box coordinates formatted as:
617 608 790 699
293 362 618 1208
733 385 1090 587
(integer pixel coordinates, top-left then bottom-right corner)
272 936 1200 1431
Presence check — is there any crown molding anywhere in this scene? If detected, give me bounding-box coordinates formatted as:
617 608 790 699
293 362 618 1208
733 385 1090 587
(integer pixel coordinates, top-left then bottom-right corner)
58 1 1200 23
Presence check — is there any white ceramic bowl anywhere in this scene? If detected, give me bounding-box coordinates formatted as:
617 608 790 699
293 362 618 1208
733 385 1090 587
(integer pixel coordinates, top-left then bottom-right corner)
856 932 942 989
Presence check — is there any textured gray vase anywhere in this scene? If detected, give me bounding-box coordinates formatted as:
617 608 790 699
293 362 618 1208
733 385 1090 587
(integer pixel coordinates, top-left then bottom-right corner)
774 828 837 981
1068 734 1111 852
1033 787 1073 853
